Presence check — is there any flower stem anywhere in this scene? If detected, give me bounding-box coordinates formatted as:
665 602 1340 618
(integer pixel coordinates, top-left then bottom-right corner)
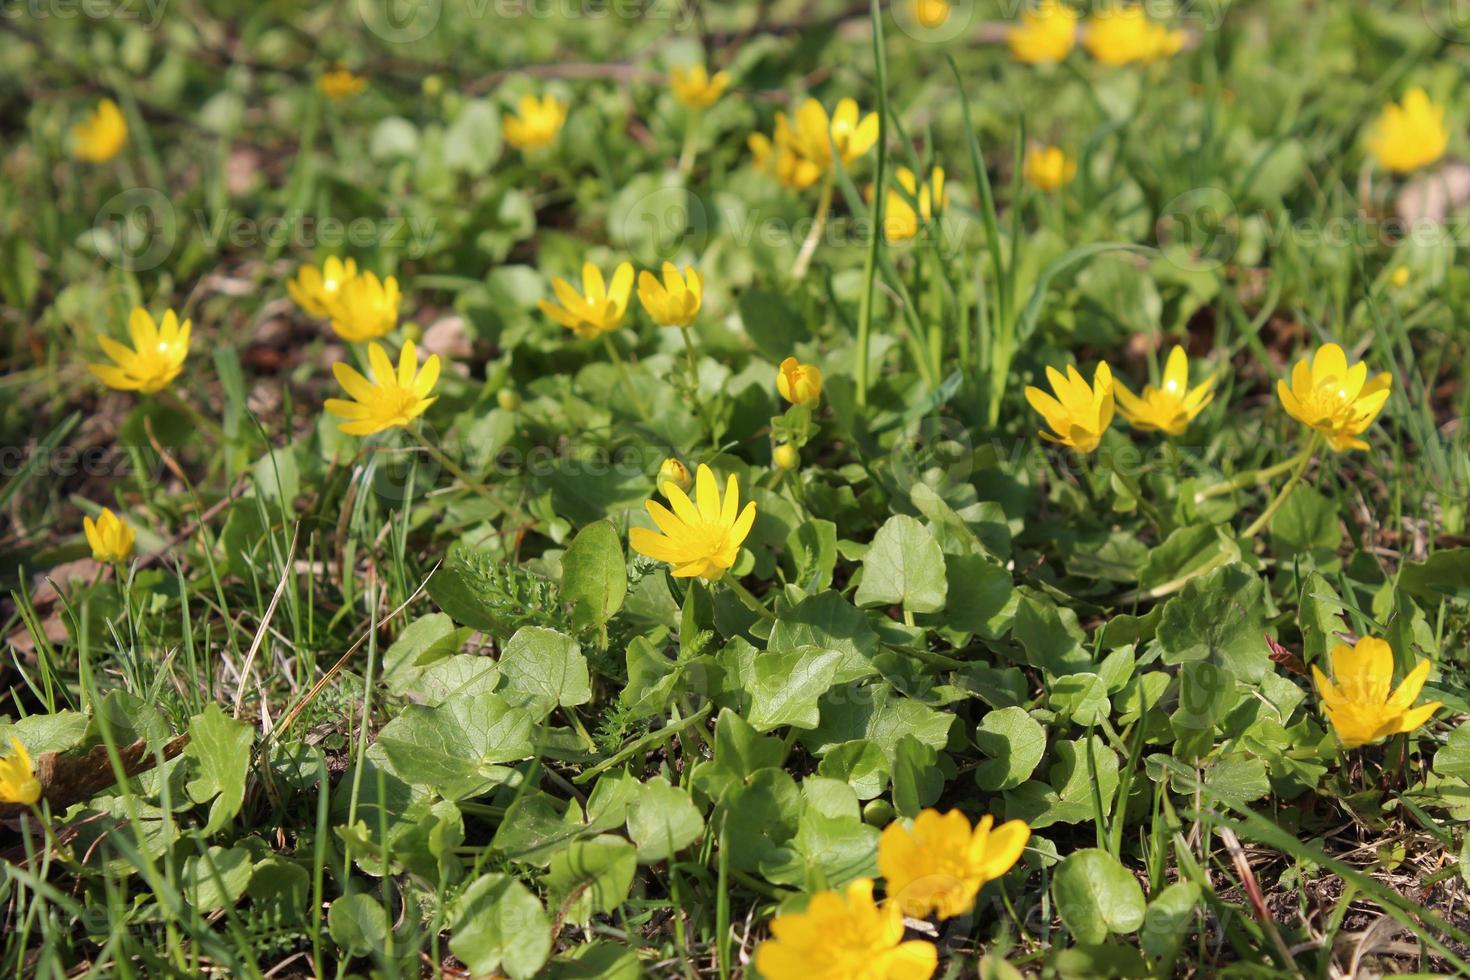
725 576 776 622
677 111 701 176
410 428 497 506
601 335 653 423
1242 435 1320 539
791 174 835 282
678 327 717 448
1193 448 1313 504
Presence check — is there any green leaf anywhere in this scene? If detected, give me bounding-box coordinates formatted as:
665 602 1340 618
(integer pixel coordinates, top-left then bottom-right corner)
1141 881 1202 960
891 735 943 817
449 873 552 979
940 554 1016 638
738 289 809 362
747 648 843 732
375 692 535 799
1052 848 1147 944
627 778 704 862
787 518 838 593
817 740 890 799
767 591 880 683
444 99 503 175
854 515 948 614
1157 564 1268 682
804 683 955 761
562 521 627 632
546 835 637 925
329 893 389 958
428 545 563 634
497 626 591 719
381 613 477 697
182 845 253 912
1013 593 1091 675
183 704 253 835
974 707 1046 791
1050 673 1109 728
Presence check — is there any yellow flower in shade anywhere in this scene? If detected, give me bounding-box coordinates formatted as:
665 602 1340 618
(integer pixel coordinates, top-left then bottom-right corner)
539 261 636 339
658 457 692 492
670 65 730 109
748 126 823 191
88 308 191 394
785 98 880 174
71 98 127 163
1008 0 1079 64
629 464 756 581
773 442 799 470
83 507 136 563
1275 343 1391 452
324 341 441 436
777 357 823 406
504 93 567 151
326 270 400 342
870 167 945 242
1083 6 1185 66
1025 361 1114 453
288 256 359 318
637 263 703 327
754 878 937 980
1365 88 1448 174
0 738 40 805
1022 145 1076 191
1311 637 1441 748
879 810 1030 920
1115 346 1216 436
318 68 367 101
912 0 950 29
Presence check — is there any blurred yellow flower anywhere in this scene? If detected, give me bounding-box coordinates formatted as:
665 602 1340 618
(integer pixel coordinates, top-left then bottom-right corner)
1083 5 1185 66
1390 266 1411 288
1276 343 1391 452
288 256 359 318
1008 0 1079 64
749 125 823 191
71 98 127 163
670 65 730 109
871 167 945 242
88 308 191 394
1022 145 1076 190
773 442 799 470
754 878 937 980
504 93 567 151
318 68 367 101
83 507 135 563
777 357 823 405
787 98 880 173
658 457 692 492
0 738 40 805
637 263 703 328
324 341 440 436
629 464 756 581
879 809 1030 920
912 0 950 29
539 261 636 339
1115 346 1216 436
327 270 400 342
1025 361 1114 453
1365 88 1447 173
1312 637 1441 748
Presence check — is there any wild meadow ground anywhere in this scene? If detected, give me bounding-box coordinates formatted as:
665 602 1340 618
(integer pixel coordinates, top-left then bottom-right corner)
3 0 1470 977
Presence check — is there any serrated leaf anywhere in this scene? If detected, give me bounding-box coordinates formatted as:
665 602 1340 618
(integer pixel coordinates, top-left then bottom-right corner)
375 692 534 799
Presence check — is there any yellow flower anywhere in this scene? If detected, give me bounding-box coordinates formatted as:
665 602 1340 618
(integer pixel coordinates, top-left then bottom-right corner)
288 256 359 318
1365 88 1448 174
637 263 703 328
318 68 367 101
1115 346 1216 436
629 464 756 581
871 167 945 242
71 98 127 163
539 261 636 339
504 93 567 151
83 507 136 563
773 443 799 470
1390 266 1411 288
777 357 823 406
1275 343 1391 452
658 457 692 492
749 127 823 191
1083 6 1185 66
786 98 880 174
754 878 937 980
670 65 730 109
88 308 191 394
326 270 400 342
879 810 1030 920
1024 361 1114 453
324 341 441 436
912 0 950 29
1008 0 1079 64
0 738 40 805
1022 145 1076 191
1312 637 1441 748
